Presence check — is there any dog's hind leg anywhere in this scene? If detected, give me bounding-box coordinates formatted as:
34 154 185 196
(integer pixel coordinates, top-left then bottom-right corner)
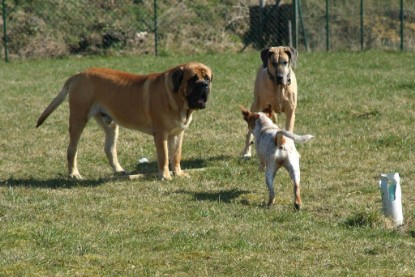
94 114 126 175
67 113 88 179
265 165 277 206
284 157 302 210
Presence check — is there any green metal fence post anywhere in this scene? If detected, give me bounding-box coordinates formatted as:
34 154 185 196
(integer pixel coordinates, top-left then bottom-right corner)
360 0 364 51
298 0 309 51
326 0 330 51
400 0 403 51
2 0 8 62
259 0 264 48
154 0 158 56
293 0 298 49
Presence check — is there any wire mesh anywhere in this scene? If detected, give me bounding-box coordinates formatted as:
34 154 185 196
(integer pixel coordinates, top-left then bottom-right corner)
1 0 415 60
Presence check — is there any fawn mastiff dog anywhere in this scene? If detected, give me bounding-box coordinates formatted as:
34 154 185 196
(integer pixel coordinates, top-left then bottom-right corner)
241 106 313 210
242 46 298 159
36 62 213 180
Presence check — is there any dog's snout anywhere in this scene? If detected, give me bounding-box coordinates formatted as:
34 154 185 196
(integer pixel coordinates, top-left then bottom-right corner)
201 92 207 102
197 80 210 93
275 76 288 85
201 80 209 88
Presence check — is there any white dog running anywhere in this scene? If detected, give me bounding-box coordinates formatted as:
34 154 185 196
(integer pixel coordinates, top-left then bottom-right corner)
241 106 313 210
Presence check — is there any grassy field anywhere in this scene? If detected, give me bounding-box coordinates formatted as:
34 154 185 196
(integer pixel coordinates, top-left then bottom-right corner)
1 51 415 276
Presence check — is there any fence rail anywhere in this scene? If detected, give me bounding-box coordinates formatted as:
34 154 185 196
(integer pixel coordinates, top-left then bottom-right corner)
1 0 415 62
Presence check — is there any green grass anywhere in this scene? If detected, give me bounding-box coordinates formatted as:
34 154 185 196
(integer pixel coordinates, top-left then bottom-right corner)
1 51 415 276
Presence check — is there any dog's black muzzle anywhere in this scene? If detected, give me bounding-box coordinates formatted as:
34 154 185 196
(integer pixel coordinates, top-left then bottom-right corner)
268 69 291 85
188 80 210 109
276 75 285 85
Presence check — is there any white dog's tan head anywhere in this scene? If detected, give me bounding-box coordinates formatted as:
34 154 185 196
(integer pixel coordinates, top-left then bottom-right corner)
261 46 297 85
240 105 274 131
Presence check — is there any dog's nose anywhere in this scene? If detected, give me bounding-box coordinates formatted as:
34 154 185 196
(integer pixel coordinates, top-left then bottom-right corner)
276 76 284 84
198 81 209 93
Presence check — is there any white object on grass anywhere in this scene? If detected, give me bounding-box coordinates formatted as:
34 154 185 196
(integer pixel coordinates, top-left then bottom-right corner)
379 173 403 226
138 158 149 164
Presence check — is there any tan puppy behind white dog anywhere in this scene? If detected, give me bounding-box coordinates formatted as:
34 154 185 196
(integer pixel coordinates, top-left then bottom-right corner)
242 46 298 159
241 106 313 210
36 62 213 180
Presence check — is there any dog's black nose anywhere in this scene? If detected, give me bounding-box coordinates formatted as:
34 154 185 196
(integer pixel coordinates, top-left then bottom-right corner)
276 76 284 84
198 81 209 94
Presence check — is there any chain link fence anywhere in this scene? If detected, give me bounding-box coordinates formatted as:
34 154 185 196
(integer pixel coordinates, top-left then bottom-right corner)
302 0 415 51
1 0 415 62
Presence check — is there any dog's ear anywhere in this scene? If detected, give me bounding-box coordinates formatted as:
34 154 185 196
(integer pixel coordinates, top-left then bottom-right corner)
285 47 298 68
172 67 185 93
240 105 251 122
260 48 271 68
239 105 249 113
262 104 273 118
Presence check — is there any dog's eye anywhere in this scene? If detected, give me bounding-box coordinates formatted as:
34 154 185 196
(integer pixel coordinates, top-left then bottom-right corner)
272 61 278 67
187 75 199 86
281 60 288 66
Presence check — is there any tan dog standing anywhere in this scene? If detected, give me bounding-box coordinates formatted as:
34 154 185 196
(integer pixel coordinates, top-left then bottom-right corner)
241 106 313 210
242 46 298 159
36 62 213 180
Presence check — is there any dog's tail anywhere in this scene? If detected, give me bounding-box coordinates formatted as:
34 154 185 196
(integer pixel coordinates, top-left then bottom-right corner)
36 76 74 128
277 130 314 144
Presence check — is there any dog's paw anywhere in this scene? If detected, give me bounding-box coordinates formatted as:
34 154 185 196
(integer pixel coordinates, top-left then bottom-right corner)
115 170 129 176
267 197 275 207
242 154 252 160
69 173 83 180
159 173 172 181
174 170 190 178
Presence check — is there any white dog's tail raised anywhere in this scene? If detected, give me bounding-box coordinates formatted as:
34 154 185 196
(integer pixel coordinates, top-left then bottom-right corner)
278 130 314 143
36 76 74 128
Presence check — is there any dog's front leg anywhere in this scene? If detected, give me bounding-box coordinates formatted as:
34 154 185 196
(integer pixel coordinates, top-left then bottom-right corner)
265 166 276 206
271 110 278 124
168 132 188 177
242 130 254 159
285 108 296 132
153 133 171 180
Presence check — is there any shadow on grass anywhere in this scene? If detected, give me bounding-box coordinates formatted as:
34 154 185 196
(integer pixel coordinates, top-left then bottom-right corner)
0 176 105 189
1 155 234 189
132 155 232 175
174 188 253 204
